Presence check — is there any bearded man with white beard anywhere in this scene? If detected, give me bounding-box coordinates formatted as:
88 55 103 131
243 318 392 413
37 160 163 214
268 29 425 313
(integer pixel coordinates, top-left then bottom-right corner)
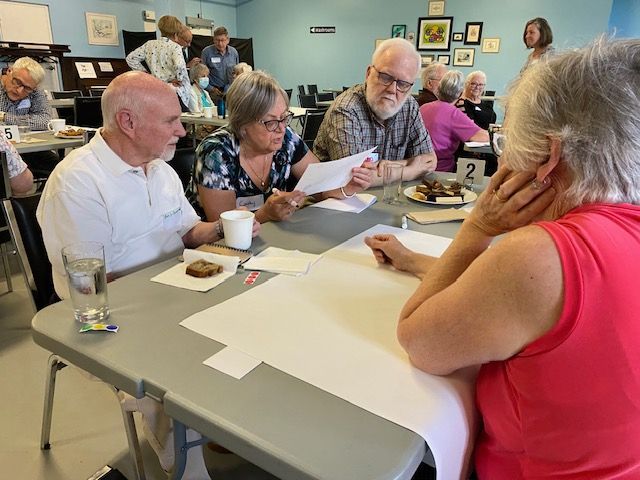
313 38 437 185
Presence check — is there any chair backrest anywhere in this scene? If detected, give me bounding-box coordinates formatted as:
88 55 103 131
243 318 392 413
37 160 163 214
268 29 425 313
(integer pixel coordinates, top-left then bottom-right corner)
301 109 326 150
297 85 306 96
298 94 317 109
74 97 103 128
315 92 334 102
284 89 293 100
51 90 83 99
0 152 10 200
167 148 196 190
307 84 318 95
2 194 57 311
89 86 107 97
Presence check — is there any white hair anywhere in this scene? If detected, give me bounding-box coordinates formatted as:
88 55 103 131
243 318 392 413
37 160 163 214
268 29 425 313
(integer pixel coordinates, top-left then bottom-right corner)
464 70 487 88
421 62 446 89
437 70 464 103
372 38 421 72
12 57 45 85
504 37 640 205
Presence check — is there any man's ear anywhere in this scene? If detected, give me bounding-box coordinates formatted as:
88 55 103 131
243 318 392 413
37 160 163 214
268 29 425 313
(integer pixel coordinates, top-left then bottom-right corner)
536 137 562 182
365 65 373 83
115 110 136 139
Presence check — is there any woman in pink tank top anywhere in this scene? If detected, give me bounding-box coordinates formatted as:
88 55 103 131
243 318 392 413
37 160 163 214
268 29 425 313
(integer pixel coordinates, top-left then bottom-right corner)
365 38 640 479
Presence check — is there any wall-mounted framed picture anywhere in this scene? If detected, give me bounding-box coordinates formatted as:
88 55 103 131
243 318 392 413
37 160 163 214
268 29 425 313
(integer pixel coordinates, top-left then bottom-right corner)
437 54 450 65
452 32 463 42
407 31 415 42
392 24 407 38
86 12 119 46
421 54 436 66
417 16 453 51
482 37 501 53
453 48 475 67
464 22 483 45
428 1 445 16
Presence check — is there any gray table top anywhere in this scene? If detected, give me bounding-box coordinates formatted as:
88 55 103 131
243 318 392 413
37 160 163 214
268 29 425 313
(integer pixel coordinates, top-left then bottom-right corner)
14 131 84 154
180 113 228 127
31 186 469 480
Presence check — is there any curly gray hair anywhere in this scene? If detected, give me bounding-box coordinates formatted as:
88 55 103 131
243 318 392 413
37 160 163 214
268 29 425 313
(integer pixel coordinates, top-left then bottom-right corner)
503 37 640 206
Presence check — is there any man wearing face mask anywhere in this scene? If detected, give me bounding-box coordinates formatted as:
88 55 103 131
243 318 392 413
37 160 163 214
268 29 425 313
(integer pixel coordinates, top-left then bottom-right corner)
313 38 437 185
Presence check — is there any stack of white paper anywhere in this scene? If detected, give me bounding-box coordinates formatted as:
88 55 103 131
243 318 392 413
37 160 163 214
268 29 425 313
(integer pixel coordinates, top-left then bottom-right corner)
243 247 321 276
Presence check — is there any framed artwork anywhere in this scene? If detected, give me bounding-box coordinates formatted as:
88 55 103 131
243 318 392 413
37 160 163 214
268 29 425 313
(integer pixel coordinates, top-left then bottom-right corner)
85 12 119 46
392 24 407 38
421 54 436 66
452 32 463 42
407 31 415 42
428 1 445 16
417 16 453 51
482 37 501 53
464 22 483 45
437 54 450 65
453 48 475 67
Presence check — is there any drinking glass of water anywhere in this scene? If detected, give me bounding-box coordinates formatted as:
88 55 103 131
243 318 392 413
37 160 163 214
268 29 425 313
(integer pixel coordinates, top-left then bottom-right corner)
61 241 110 324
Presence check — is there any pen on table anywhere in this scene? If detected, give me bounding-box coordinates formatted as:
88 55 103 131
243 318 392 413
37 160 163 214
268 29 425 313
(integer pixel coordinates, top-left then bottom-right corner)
401 215 408 230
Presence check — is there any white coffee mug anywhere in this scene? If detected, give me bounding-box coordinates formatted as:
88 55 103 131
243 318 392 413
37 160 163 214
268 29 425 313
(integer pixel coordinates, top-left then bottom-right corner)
203 106 214 118
220 210 254 250
47 118 66 133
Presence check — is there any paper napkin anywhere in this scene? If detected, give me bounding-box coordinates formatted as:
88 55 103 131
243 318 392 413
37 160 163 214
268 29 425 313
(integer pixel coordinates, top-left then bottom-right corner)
406 209 469 225
243 247 322 276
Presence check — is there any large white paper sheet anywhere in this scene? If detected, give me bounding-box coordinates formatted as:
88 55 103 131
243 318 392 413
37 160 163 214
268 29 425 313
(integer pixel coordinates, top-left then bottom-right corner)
181 226 476 479
310 193 377 213
293 147 376 195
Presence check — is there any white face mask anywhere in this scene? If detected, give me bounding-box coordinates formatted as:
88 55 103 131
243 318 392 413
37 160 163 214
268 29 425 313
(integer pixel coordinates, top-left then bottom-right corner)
198 77 209 89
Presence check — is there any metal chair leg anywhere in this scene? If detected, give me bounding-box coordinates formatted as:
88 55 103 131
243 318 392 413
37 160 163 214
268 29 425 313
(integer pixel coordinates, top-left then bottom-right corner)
40 355 66 449
112 388 146 480
0 241 13 293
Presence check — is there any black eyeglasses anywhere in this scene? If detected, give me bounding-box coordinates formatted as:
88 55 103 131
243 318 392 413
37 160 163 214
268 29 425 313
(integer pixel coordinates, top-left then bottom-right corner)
11 76 35 94
259 112 294 132
371 65 414 93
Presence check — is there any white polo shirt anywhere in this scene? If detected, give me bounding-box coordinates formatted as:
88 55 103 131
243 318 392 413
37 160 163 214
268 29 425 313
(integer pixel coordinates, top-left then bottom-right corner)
37 129 201 298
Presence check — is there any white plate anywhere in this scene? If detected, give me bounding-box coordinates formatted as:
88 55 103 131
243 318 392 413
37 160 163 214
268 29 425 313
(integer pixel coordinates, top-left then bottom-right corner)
404 185 478 205
54 131 84 139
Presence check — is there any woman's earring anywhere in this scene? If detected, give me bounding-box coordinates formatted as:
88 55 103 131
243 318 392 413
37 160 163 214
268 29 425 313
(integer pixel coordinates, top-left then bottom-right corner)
531 177 550 190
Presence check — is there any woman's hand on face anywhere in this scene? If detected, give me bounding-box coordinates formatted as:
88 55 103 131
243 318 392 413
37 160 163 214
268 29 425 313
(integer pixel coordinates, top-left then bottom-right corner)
262 190 306 221
468 166 556 237
364 234 417 273
345 161 377 193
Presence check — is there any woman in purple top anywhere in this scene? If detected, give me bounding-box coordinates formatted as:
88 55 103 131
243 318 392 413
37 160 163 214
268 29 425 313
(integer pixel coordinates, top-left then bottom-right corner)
420 70 489 172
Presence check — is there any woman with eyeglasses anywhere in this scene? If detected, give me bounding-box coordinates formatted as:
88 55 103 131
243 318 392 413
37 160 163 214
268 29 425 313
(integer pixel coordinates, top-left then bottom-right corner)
456 71 496 130
419 70 489 172
190 70 375 222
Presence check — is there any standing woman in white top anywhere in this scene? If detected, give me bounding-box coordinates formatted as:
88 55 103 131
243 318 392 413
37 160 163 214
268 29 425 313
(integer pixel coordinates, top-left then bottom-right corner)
521 17 555 72
126 15 191 111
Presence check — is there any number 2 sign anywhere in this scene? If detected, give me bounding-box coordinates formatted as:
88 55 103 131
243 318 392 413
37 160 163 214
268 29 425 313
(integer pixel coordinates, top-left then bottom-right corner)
455 158 485 186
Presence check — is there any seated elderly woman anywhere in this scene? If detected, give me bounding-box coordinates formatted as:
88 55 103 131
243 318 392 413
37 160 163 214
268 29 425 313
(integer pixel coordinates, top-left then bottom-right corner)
191 70 375 222
366 38 640 478
188 63 214 113
419 70 488 172
231 62 253 82
455 71 496 130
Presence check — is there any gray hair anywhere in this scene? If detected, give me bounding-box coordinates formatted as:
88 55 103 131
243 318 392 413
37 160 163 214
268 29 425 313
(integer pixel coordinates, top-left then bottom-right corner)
189 63 209 83
421 62 446 89
504 37 640 205
372 38 421 72
225 70 289 140
465 70 487 89
232 62 253 77
437 70 464 103
12 57 45 85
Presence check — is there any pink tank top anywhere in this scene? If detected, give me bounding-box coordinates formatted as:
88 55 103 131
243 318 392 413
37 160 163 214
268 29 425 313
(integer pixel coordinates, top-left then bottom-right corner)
475 203 640 479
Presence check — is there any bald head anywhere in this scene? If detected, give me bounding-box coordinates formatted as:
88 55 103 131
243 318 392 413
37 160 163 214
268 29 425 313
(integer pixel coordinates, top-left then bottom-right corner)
102 71 177 131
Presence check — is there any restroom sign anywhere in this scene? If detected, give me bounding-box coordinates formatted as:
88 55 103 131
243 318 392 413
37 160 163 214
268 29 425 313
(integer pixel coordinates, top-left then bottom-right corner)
310 26 336 33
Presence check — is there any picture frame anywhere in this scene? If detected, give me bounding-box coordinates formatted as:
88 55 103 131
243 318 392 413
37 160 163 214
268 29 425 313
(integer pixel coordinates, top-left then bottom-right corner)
86 12 119 46
482 37 501 53
391 24 407 39
417 16 453 51
464 22 483 45
428 1 445 16
407 31 415 42
452 32 463 42
437 54 450 65
453 48 475 67
421 54 436 66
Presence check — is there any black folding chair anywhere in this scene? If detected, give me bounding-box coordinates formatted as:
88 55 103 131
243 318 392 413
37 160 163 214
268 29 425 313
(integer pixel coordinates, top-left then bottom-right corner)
307 84 318 95
298 94 317 109
74 97 103 128
297 85 306 96
284 88 293 100
51 90 82 125
315 92 334 102
301 109 327 150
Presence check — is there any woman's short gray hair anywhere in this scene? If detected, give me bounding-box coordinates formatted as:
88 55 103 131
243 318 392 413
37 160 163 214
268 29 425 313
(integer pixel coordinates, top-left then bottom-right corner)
12 57 45 85
437 70 464 103
465 70 487 89
504 37 640 205
232 62 253 77
372 38 421 72
225 70 289 140
189 63 209 83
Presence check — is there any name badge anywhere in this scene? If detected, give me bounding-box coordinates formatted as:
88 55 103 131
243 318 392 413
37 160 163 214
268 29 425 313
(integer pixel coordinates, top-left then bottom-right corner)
162 207 182 231
2 125 20 142
211 57 222 64
236 194 264 211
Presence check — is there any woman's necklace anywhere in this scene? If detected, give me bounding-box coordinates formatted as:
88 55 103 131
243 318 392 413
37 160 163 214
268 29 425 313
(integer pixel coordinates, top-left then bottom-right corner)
243 153 272 190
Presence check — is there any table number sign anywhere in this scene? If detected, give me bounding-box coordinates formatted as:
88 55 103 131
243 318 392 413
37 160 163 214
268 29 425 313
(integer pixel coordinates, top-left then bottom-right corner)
456 158 485 186
2 125 20 143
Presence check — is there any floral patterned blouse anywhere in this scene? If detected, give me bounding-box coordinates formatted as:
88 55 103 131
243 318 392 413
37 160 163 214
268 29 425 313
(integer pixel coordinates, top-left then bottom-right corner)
190 126 308 210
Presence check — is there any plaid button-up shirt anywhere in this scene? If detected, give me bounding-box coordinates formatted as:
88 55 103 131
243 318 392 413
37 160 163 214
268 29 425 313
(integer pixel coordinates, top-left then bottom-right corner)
313 83 433 162
0 79 52 131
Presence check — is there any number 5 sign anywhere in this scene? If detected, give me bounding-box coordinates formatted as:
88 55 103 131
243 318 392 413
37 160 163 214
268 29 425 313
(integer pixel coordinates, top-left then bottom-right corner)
455 158 485 186
2 125 20 143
